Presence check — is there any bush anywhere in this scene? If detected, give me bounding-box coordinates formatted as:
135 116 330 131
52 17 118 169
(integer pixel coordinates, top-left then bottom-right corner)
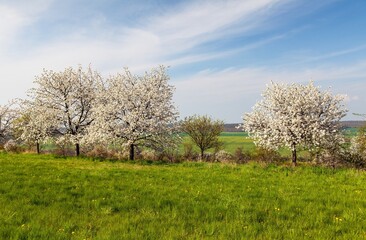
156 149 182 163
183 142 198 161
86 145 117 160
4 140 20 153
253 147 282 163
214 150 233 163
341 127 366 168
140 149 158 161
312 142 366 169
343 152 366 169
202 152 214 162
233 147 251 164
314 150 343 168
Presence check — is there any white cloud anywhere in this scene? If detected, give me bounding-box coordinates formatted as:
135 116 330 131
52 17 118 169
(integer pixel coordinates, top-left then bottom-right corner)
341 94 360 103
174 62 366 122
149 0 285 51
0 0 365 122
0 1 53 50
280 44 366 67
0 5 26 49
0 0 295 104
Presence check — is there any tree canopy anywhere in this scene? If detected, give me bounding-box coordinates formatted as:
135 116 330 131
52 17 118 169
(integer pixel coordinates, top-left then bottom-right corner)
241 81 347 165
86 66 178 160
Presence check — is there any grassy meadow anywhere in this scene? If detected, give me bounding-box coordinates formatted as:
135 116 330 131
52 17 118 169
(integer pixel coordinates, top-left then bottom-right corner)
1 153 366 239
181 132 255 155
182 132 311 159
219 132 256 153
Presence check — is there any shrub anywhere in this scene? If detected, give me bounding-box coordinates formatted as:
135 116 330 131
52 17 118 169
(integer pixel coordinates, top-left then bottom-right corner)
233 147 251 164
253 147 282 163
311 141 366 169
86 145 116 160
154 149 182 163
140 149 158 161
202 152 214 162
314 150 343 168
342 152 366 169
4 140 20 153
51 137 74 157
183 142 198 161
214 150 233 163
342 137 366 168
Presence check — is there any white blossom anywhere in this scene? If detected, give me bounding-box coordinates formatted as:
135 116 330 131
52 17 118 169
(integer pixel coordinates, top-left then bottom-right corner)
86 66 178 160
241 81 347 164
14 100 54 153
29 65 102 156
0 101 17 144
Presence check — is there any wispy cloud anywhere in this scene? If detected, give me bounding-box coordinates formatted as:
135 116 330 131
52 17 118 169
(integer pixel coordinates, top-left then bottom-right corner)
1 0 294 70
0 0 297 103
148 0 285 50
0 0 365 121
174 61 366 121
281 44 366 66
0 5 27 49
0 0 53 50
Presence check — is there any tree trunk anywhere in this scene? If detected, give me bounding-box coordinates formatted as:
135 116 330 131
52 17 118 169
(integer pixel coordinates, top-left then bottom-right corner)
200 148 204 161
129 144 134 160
75 143 80 157
36 142 40 154
292 147 297 166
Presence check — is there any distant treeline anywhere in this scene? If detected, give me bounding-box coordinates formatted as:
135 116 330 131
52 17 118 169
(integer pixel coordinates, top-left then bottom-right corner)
224 121 366 132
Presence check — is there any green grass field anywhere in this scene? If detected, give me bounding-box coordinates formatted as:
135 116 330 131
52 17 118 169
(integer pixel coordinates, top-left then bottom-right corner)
180 132 255 155
1 153 366 239
218 132 256 153
182 132 311 159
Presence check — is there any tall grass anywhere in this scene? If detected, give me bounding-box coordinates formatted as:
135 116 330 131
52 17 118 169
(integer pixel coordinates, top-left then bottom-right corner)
1 153 366 239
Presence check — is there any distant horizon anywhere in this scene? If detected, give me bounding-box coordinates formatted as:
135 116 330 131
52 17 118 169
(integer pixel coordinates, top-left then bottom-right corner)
225 120 366 124
1 0 365 122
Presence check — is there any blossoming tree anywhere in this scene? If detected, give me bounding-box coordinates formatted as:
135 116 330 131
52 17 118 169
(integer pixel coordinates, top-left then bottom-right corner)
241 81 347 165
0 102 17 144
30 66 101 156
88 66 178 160
15 101 54 154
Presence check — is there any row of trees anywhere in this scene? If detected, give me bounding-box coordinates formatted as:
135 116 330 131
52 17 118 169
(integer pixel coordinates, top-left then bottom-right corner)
1 65 364 166
1 66 178 160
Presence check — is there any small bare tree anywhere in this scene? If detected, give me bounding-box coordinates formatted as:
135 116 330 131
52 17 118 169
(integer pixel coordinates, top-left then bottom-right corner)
181 115 224 160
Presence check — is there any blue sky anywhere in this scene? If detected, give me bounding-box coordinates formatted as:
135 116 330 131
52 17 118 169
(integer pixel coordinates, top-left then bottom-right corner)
1 0 366 122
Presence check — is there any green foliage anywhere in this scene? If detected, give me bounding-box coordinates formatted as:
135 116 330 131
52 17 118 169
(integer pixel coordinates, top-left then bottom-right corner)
182 142 197 160
181 115 224 159
1 153 366 239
